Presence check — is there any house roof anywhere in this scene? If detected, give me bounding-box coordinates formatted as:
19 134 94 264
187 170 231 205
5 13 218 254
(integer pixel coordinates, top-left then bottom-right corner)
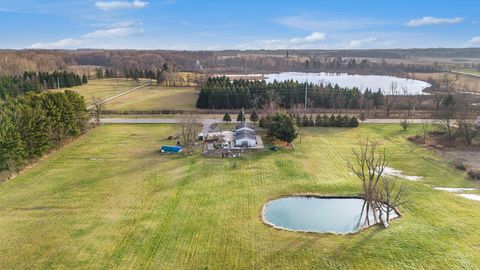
235 122 253 131
235 130 256 140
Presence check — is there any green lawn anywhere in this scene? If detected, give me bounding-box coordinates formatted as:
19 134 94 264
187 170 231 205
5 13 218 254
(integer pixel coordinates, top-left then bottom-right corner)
57 79 142 105
0 124 479 269
104 86 198 111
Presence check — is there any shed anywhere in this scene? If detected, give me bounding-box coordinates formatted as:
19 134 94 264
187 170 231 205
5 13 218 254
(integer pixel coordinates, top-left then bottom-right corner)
160 145 183 153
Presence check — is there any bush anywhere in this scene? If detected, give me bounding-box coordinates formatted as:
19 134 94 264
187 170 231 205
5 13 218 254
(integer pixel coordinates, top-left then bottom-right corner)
453 160 466 171
468 170 480 180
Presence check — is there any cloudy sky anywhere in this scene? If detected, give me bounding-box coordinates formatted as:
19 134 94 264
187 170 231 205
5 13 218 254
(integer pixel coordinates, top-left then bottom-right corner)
0 0 479 50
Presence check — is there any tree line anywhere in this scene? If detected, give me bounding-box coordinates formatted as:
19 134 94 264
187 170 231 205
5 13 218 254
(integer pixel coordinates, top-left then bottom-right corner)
196 76 384 110
0 91 88 173
0 71 86 99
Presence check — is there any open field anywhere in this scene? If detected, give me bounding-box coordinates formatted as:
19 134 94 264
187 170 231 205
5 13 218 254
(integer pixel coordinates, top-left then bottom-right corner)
58 79 143 105
104 86 198 111
0 124 479 269
411 72 480 93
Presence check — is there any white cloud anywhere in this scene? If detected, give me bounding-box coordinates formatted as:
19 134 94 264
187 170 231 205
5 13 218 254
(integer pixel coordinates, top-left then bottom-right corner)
342 37 378 49
406 16 464 27
31 21 145 49
95 0 148 11
465 36 480 47
83 25 144 38
236 32 326 50
31 38 84 49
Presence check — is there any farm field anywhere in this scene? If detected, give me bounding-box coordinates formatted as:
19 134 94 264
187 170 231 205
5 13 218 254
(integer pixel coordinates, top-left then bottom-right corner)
0 124 479 269
58 79 143 105
411 72 480 93
104 85 198 111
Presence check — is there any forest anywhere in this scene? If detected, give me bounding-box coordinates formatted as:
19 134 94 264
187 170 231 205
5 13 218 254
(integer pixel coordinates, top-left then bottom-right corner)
0 71 86 99
196 76 384 110
0 91 88 172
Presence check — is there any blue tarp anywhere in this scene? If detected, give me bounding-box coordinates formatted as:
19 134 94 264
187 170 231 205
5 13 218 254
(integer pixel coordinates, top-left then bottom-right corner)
161 146 183 153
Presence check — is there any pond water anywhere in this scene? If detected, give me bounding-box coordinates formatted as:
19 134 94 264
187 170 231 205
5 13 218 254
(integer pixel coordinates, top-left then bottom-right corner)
262 196 398 234
264 72 431 95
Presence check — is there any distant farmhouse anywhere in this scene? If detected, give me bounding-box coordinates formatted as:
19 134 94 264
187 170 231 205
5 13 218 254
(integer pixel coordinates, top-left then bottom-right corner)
202 120 263 156
234 123 257 147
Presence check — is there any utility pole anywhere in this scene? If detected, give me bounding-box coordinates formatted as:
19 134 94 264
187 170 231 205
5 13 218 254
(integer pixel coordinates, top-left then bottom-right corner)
57 77 60 89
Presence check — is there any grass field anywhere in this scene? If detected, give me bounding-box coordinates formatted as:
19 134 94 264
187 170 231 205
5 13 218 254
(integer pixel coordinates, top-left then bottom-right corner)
0 124 479 269
412 72 480 93
59 79 142 105
104 85 198 111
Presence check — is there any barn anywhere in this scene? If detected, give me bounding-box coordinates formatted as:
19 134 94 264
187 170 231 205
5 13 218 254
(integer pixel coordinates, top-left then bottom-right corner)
235 123 257 147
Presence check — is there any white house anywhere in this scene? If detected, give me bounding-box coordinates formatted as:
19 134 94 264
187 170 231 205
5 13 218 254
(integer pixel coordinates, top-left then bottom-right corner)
234 123 257 147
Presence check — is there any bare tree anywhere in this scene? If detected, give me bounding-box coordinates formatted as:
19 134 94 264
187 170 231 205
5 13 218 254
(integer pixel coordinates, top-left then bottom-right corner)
421 120 429 144
262 91 280 116
375 177 408 224
348 139 388 226
456 105 478 146
384 82 398 118
179 113 202 155
400 118 411 131
91 96 104 126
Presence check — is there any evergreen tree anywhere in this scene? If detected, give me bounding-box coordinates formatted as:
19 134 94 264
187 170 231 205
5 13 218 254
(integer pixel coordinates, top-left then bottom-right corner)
0 111 24 171
268 113 298 146
223 112 231 123
237 110 245 122
249 109 259 125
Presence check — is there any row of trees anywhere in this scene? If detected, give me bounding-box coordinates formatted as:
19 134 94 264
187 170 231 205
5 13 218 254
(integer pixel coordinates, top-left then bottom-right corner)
0 91 88 172
0 71 86 99
196 76 384 110
291 114 359 128
95 63 172 85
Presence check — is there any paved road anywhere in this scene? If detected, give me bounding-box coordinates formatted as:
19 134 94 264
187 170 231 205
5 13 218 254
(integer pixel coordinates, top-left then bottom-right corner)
100 118 442 125
86 82 150 110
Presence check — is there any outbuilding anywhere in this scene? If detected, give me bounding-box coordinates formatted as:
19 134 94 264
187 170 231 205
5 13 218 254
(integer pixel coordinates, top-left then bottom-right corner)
235 126 257 147
160 145 183 153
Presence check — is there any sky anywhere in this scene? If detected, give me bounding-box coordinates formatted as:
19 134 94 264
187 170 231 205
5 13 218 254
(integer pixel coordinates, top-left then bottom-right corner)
0 0 479 50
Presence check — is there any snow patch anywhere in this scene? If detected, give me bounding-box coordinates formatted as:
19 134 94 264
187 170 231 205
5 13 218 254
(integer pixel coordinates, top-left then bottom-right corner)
383 167 422 181
434 187 478 193
457 194 480 201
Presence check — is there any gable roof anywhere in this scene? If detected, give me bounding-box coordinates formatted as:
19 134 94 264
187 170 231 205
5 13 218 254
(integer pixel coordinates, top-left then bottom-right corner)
235 122 253 131
235 129 256 140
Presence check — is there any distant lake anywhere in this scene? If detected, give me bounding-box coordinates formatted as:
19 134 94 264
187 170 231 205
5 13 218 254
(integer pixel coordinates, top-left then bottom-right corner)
264 72 431 95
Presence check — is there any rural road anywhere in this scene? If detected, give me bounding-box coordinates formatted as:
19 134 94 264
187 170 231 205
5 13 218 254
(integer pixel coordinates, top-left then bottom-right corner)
450 70 480 79
86 82 150 110
100 118 441 125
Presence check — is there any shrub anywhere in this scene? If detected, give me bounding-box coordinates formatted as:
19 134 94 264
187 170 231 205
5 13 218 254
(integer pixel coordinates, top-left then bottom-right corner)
468 170 480 180
453 160 466 171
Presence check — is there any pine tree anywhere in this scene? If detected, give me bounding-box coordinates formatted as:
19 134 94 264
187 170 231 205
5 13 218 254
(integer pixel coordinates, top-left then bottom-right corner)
237 110 245 122
269 113 298 146
223 112 231 123
0 111 24 171
249 109 259 125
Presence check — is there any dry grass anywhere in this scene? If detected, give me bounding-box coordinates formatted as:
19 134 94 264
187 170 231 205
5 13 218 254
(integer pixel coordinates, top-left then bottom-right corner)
56 79 143 105
104 86 198 111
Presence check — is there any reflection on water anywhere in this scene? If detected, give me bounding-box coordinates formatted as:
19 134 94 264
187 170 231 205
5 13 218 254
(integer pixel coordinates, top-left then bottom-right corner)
264 72 431 95
262 196 398 234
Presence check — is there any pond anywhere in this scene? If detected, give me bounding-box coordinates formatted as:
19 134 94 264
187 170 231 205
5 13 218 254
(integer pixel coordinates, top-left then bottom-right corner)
264 72 431 95
262 196 398 234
